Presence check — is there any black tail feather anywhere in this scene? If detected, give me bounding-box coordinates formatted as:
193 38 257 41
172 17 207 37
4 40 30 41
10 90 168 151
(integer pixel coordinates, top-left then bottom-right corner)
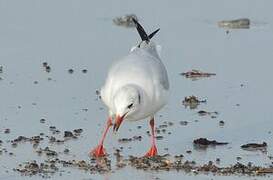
148 28 160 39
132 18 149 41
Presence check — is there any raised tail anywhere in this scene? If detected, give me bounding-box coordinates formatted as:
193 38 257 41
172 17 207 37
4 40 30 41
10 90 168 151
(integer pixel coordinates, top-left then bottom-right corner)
132 18 160 43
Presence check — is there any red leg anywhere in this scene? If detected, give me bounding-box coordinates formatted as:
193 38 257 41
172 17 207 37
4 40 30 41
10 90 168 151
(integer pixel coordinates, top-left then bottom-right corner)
90 117 112 157
145 117 158 157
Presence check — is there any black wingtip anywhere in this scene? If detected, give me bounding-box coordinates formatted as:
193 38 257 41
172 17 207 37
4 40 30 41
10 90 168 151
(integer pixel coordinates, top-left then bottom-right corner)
132 18 149 41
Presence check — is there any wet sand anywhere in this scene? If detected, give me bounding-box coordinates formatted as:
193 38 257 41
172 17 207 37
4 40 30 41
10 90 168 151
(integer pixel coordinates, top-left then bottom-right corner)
1 0 273 179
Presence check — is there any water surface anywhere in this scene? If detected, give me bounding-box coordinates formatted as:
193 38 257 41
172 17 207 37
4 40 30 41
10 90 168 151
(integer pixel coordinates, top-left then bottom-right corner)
1 0 273 179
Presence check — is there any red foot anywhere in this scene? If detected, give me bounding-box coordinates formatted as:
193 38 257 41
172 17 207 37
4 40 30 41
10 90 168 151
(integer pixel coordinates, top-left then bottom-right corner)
145 145 158 157
90 144 106 157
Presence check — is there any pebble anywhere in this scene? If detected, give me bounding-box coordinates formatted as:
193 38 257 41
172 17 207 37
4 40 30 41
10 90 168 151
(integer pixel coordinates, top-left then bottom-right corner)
45 66 51 73
73 129 83 134
219 120 225 126
64 149 69 154
42 62 48 67
156 136 164 140
82 69 88 73
64 131 74 138
179 121 188 126
4 129 10 134
68 69 74 74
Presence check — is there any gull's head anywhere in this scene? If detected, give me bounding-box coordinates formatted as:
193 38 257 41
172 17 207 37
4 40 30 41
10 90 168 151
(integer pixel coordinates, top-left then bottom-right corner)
113 85 141 132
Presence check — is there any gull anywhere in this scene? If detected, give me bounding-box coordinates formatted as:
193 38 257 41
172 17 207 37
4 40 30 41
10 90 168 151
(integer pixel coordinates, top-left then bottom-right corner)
91 19 169 157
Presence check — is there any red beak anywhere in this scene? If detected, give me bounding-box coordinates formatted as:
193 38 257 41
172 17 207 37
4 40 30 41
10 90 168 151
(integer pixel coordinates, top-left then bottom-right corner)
113 114 126 132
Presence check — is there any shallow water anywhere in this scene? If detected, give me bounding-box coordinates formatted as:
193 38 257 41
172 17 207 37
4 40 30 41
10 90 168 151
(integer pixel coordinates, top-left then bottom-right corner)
1 0 273 179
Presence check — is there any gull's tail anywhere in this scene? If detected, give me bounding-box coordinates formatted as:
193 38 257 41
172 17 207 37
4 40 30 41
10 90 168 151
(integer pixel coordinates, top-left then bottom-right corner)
132 18 160 42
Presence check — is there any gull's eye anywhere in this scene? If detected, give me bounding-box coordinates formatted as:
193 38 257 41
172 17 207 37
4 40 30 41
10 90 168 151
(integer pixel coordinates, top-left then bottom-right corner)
127 103 133 109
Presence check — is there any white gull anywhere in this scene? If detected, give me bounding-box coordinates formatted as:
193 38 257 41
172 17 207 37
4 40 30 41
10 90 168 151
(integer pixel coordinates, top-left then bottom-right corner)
91 19 169 157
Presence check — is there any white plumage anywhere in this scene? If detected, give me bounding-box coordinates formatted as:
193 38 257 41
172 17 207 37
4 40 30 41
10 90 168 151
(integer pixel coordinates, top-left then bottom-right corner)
101 41 169 122
91 19 169 157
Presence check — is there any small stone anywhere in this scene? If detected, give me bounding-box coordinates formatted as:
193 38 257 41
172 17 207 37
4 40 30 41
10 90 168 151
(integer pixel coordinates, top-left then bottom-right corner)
219 120 225 126
156 136 164 140
45 66 51 73
68 69 74 74
95 90 100 95
180 121 188 126
4 129 10 134
56 140 64 144
198 110 208 116
118 138 132 143
159 124 168 128
82 69 88 73
42 62 48 67
168 122 174 126
40 119 46 123
132 135 142 141
54 130 60 134
73 129 83 134
64 131 74 138
49 136 56 143
174 154 184 159
49 126 56 130
64 149 69 154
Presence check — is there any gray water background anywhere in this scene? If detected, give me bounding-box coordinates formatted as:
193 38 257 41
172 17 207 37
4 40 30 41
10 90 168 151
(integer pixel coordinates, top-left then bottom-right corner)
0 0 273 179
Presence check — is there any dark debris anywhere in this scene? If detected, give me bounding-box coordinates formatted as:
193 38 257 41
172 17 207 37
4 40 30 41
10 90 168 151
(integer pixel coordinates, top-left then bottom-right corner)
183 96 206 109
241 142 267 152
180 70 216 80
193 138 228 147
113 14 138 28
